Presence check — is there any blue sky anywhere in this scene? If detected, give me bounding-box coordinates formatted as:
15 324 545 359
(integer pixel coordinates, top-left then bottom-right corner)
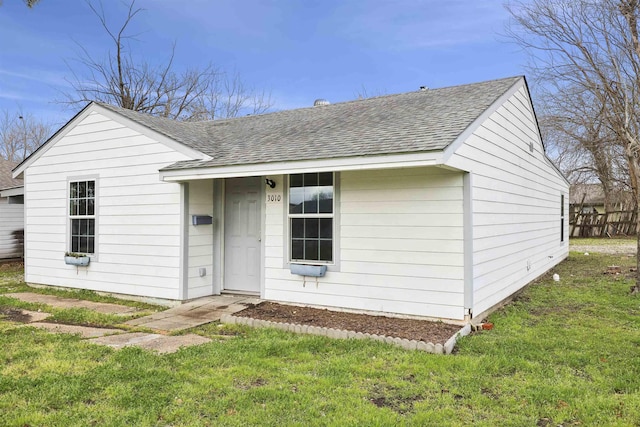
0 0 526 127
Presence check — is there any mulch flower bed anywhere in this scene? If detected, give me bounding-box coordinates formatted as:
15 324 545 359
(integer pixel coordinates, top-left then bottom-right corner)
234 301 462 344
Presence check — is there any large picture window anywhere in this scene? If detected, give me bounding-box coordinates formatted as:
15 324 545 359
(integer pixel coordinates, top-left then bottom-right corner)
69 180 95 254
289 172 333 262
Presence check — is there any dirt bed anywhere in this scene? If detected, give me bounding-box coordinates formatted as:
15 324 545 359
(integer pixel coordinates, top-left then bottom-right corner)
234 302 462 344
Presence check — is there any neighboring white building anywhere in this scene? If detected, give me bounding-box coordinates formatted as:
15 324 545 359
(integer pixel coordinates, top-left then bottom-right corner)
0 159 24 260
14 76 569 321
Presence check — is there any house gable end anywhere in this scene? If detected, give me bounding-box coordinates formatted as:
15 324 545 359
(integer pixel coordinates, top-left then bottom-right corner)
442 77 526 168
14 103 208 179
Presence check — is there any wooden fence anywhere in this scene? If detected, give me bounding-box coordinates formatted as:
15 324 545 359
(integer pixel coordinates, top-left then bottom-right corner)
570 209 637 237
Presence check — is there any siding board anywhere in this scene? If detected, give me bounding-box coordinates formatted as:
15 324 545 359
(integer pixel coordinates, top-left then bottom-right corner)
24 111 193 300
446 81 569 317
263 168 466 320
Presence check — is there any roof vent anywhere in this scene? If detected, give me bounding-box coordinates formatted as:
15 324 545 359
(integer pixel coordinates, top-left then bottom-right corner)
420 86 428 91
313 99 330 107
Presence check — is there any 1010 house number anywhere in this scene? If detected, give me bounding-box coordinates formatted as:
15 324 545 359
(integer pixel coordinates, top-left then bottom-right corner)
266 194 282 203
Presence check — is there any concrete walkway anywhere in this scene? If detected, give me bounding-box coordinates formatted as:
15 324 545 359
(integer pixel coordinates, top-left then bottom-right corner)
6 292 141 315
125 294 260 332
4 292 258 353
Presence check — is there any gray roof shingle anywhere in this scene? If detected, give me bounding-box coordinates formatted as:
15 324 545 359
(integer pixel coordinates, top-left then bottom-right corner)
98 76 522 171
0 159 22 191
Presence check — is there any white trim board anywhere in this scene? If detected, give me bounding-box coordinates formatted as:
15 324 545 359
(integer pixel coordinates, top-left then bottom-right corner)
160 151 445 182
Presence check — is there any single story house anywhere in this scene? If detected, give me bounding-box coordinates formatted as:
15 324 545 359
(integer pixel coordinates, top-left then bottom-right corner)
14 76 569 322
0 158 24 259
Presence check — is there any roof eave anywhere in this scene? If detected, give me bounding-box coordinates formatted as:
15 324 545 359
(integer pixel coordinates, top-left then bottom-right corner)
0 185 24 197
159 151 446 181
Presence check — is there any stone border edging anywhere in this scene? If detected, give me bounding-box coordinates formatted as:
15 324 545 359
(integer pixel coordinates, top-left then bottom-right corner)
220 314 472 355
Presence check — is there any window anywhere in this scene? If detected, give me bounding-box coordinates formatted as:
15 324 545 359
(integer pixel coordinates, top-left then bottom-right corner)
560 194 565 242
69 180 95 254
289 172 333 263
8 195 23 205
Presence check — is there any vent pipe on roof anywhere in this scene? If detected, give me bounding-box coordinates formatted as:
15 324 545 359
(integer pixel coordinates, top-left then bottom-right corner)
313 99 330 107
420 86 428 91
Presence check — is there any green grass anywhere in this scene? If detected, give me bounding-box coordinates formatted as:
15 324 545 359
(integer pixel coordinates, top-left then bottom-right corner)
0 262 164 328
1 256 640 426
570 236 637 246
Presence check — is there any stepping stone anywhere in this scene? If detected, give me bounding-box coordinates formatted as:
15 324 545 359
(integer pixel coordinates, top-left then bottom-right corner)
27 322 124 338
0 308 51 323
88 332 211 354
6 292 141 315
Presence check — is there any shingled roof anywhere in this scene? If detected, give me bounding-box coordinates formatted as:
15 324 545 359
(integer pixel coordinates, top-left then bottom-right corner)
97 76 522 171
0 158 22 191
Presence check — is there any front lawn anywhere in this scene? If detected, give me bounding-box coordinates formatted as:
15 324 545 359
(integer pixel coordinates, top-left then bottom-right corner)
1 253 639 426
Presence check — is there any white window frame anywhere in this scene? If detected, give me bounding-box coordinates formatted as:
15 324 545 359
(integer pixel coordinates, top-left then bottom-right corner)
68 178 97 256
288 172 335 265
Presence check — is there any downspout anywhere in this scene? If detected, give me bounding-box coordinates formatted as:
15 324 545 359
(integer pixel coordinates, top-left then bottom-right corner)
463 172 474 321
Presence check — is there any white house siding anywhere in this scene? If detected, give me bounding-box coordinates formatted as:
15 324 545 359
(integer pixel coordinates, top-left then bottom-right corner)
264 168 466 320
24 111 192 300
446 85 569 317
186 179 214 299
0 198 23 259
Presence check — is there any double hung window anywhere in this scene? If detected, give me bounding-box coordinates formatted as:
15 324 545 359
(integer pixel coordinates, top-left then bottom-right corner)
69 180 95 254
289 172 333 263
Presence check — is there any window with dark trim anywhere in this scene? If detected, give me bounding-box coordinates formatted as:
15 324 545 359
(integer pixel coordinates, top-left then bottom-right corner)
69 180 95 254
289 172 333 263
560 194 565 242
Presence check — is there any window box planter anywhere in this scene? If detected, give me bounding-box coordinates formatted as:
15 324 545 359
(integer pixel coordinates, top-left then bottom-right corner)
290 264 327 277
64 253 90 266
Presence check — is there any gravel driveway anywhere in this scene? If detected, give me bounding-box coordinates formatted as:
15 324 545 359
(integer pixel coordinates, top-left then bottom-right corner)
570 243 637 255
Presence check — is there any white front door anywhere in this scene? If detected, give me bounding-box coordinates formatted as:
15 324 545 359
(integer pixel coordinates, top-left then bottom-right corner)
224 177 261 293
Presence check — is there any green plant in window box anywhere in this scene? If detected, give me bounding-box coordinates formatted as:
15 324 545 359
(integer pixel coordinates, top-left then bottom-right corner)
64 252 90 266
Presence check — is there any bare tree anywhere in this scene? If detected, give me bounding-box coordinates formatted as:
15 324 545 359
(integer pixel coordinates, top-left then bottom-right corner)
354 84 387 100
538 83 629 212
62 0 271 121
506 0 640 293
0 110 51 163
187 70 272 121
0 0 41 7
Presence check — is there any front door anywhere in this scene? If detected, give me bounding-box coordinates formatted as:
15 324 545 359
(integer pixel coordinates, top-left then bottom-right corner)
224 177 261 293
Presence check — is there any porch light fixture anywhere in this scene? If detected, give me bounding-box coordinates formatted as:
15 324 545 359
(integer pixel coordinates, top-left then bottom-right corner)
265 178 276 188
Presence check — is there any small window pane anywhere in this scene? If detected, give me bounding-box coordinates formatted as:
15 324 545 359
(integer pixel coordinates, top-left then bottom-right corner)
87 181 95 198
319 240 332 261
88 219 95 235
303 187 318 214
78 181 86 198
79 237 88 253
70 182 78 198
88 199 95 216
70 200 77 216
291 218 304 238
289 187 304 214
305 240 319 261
303 173 318 186
291 240 304 260
79 199 87 216
290 174 303 187
320 218 332 239
87 237 95 254
72 219 80 234
305 218 319 238
318 172 332 186
318 186 333 213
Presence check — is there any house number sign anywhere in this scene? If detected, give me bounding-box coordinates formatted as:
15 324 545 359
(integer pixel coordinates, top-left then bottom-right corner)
266 193 282 203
